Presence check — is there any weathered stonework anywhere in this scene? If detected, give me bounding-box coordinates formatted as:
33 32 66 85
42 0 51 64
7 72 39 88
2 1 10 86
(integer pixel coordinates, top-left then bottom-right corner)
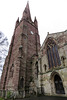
0 2 40 98
0 2 67 98
36 30 67 96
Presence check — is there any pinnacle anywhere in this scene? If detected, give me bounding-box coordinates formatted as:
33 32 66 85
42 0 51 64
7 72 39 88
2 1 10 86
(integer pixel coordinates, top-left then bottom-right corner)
34 17 37 21
17 17 19 22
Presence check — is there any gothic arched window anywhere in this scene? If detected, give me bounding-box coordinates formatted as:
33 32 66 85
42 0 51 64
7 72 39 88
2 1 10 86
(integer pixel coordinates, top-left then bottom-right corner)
19 77 24 89
35 61 39 78
46 38 61 68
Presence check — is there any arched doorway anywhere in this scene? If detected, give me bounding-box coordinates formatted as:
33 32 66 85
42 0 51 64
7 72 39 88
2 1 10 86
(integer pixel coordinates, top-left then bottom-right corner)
54 74 65 94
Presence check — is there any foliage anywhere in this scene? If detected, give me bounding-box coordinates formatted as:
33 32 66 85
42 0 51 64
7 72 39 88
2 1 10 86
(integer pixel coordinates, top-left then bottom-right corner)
0 98 4 100
6 91 11 99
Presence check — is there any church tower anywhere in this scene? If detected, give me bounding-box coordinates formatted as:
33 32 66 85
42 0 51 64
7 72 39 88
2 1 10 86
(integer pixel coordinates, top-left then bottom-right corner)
0 2 40 97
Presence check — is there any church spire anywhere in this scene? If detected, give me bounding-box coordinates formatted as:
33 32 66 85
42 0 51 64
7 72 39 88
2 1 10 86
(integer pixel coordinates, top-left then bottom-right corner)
26 1 29 10
22 1 31 20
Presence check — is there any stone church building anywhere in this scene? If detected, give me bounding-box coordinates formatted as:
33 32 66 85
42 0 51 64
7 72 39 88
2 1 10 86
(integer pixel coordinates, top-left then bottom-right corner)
0 2 67 98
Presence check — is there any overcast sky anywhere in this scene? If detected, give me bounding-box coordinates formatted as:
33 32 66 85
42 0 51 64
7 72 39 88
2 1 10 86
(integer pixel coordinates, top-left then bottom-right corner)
0 0 67 45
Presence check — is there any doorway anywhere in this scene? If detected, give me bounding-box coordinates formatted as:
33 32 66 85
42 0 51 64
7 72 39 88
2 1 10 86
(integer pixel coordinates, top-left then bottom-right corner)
54 74 65 94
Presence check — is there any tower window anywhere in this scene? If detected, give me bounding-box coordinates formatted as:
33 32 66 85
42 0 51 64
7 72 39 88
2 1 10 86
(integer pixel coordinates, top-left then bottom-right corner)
19 77 24 89
9 64 14 78
46 38 61 68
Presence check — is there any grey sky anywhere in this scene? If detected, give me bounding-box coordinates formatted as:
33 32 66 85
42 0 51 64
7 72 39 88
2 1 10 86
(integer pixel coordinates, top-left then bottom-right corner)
0 0 67 45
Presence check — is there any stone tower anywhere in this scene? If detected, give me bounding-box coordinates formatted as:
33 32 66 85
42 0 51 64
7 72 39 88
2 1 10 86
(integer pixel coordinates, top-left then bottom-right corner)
0 2 40 97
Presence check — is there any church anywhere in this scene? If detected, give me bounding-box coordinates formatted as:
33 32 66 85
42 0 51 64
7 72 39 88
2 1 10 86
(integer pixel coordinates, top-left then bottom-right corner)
0 2 67 98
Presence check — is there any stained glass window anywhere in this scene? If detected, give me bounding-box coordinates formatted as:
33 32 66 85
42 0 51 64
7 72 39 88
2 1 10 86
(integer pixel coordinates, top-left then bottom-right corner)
55 45 61 66
50 48 53 67
52 46 57 67
46 38 61 68
47 49 51 68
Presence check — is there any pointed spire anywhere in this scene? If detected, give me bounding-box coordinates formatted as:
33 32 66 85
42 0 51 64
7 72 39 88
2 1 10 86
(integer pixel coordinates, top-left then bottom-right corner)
22 1 31 21
34 17 38 28
26 1 29 10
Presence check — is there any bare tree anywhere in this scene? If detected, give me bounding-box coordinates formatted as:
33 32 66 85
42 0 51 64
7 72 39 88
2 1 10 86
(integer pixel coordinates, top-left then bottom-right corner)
0 32 9 76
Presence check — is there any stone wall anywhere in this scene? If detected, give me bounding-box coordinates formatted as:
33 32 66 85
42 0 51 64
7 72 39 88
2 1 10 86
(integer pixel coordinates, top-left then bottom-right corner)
36 30 67 96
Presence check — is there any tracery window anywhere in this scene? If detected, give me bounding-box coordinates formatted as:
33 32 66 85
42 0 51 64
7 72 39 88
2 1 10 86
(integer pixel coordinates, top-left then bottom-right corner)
46 38 61 68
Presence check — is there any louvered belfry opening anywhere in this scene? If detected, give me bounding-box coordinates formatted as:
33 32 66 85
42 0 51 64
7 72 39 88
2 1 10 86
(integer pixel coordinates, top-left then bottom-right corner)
46 38 61 68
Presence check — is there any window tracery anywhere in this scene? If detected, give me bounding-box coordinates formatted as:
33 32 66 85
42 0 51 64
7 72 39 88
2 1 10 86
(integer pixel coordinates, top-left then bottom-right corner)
46 38 61 68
